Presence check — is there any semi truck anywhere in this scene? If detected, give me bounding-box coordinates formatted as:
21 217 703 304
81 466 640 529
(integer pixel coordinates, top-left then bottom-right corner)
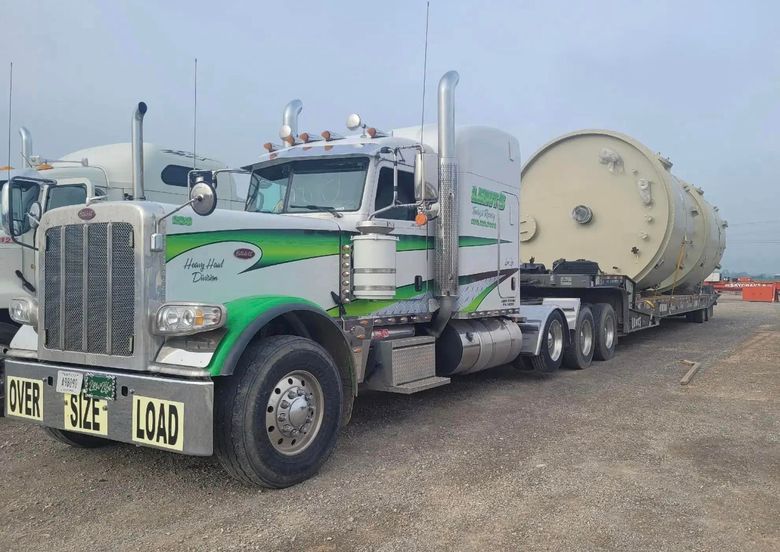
0 123 240 344
1 71 722 488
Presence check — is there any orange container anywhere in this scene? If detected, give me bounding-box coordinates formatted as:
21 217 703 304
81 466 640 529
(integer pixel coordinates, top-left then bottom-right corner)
742 285 777 302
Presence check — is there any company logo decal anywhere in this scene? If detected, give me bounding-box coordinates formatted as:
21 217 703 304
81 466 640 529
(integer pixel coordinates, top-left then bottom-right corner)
234 248 255 259
471 186 506 210
78 208 96 221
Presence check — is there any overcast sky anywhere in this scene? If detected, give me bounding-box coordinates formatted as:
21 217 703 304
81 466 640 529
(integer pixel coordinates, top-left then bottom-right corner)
2 0 778 273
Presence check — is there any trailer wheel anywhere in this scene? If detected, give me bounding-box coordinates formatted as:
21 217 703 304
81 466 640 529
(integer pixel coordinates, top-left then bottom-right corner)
43 427 113 448
592 303 618 361
563 305 595 369
686 309 706 323
529 310 566 373
214 335 343 488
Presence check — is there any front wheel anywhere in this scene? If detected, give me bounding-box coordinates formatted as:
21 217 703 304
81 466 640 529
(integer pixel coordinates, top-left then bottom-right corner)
214 335 343 488
43 427 113 448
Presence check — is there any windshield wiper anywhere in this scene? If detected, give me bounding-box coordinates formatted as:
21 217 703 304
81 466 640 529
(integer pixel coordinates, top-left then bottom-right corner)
289 204 343 218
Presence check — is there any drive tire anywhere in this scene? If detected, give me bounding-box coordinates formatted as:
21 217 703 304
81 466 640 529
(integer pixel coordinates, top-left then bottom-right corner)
43 427 113 448
529 310 566 373
214 335 343 488
592 303 618 361
563 305 595 369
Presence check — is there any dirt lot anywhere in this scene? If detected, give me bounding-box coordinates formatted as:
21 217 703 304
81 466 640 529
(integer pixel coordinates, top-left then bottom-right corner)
0 297 777 551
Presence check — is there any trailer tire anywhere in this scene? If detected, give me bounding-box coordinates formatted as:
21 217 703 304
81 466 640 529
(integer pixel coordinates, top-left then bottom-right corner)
43 427 113 448
686 309 706 323
214 335 343 488
563 305 595 369
592 303 618 361
529 310 566 373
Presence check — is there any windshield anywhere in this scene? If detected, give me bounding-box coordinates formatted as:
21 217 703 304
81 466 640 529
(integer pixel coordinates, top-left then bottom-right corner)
246 157 369 214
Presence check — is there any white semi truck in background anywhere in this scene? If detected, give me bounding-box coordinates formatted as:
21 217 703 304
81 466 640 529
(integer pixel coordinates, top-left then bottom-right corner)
0 118 241 343
1 70 722 488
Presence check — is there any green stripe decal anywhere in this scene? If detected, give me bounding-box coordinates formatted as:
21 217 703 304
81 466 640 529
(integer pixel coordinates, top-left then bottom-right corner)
166 229 507 270
166 229 341 270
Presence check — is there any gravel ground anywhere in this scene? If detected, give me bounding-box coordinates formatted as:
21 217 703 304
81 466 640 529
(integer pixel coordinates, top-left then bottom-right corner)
0 296 777 551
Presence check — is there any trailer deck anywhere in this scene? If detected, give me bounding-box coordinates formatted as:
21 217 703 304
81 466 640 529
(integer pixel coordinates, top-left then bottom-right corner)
520 271 718 336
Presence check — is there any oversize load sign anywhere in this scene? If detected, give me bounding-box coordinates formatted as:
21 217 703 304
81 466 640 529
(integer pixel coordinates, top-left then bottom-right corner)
63 393 108 436
6 376 43 421
132 395 185 451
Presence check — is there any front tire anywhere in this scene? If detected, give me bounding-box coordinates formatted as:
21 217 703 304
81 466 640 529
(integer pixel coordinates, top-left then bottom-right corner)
563 305 595 369
43 427 113 448
214 335 343 488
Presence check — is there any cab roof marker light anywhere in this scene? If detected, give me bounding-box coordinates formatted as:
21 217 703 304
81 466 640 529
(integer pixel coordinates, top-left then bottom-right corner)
320 130 344 141
367 127 389 139
299 132 323 144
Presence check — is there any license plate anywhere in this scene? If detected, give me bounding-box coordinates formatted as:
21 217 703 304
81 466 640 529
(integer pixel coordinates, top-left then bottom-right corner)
84 374 116 401
56 370 83 395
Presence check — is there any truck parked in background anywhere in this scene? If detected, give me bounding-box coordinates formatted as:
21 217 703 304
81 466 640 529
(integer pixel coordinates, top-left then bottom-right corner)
0 122 241 344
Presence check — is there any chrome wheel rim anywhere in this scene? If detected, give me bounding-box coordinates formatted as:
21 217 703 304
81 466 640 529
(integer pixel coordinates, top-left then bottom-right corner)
265 370 324 456
604 316 615 349
547 319 564 361
580 318 594 357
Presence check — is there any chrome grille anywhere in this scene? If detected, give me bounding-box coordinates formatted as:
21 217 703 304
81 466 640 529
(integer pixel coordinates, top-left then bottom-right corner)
44 222 136 356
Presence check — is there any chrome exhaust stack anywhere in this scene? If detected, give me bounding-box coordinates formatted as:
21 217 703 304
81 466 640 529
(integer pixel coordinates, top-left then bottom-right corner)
431 70 460 336
131 102 148 200
19 127 33 168
281 99 303 145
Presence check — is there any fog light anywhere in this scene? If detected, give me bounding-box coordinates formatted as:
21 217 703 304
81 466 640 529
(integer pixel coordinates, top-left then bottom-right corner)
9 297 37 328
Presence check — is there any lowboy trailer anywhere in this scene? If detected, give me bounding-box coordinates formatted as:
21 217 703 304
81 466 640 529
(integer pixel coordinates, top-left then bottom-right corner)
518 263 718 366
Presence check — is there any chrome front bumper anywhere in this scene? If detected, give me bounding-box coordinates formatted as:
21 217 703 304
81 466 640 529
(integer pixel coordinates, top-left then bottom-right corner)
3 359 213 455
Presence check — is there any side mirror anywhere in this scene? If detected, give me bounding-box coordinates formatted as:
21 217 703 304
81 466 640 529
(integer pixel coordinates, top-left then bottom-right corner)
414 152 439 202
190 180 217 216
27 201 42 228
1 181 13 237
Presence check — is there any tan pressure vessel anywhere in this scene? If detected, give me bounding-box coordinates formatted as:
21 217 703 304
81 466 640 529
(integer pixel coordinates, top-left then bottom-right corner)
520 130 726 292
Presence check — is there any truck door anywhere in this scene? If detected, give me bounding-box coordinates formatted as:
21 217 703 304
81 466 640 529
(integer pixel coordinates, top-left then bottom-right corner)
497 190 519 300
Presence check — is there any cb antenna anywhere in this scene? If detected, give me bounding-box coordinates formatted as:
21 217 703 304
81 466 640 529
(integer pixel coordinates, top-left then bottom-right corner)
419 1 430 142
6 62 12 181
192 57 198 170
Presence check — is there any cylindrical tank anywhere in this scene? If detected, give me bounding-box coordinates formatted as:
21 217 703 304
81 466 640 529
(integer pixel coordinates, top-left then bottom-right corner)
520 130 726 291
351 233 398 299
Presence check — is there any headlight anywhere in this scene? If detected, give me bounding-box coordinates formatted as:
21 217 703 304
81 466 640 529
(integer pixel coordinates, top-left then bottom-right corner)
9 297 38 328
154 303 226 336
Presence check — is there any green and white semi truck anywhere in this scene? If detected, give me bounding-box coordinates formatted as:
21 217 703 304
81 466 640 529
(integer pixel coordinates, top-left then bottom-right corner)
1 71 576 487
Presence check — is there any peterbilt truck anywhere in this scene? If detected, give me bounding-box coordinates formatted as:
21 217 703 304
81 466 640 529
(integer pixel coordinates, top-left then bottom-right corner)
2 71 575 487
